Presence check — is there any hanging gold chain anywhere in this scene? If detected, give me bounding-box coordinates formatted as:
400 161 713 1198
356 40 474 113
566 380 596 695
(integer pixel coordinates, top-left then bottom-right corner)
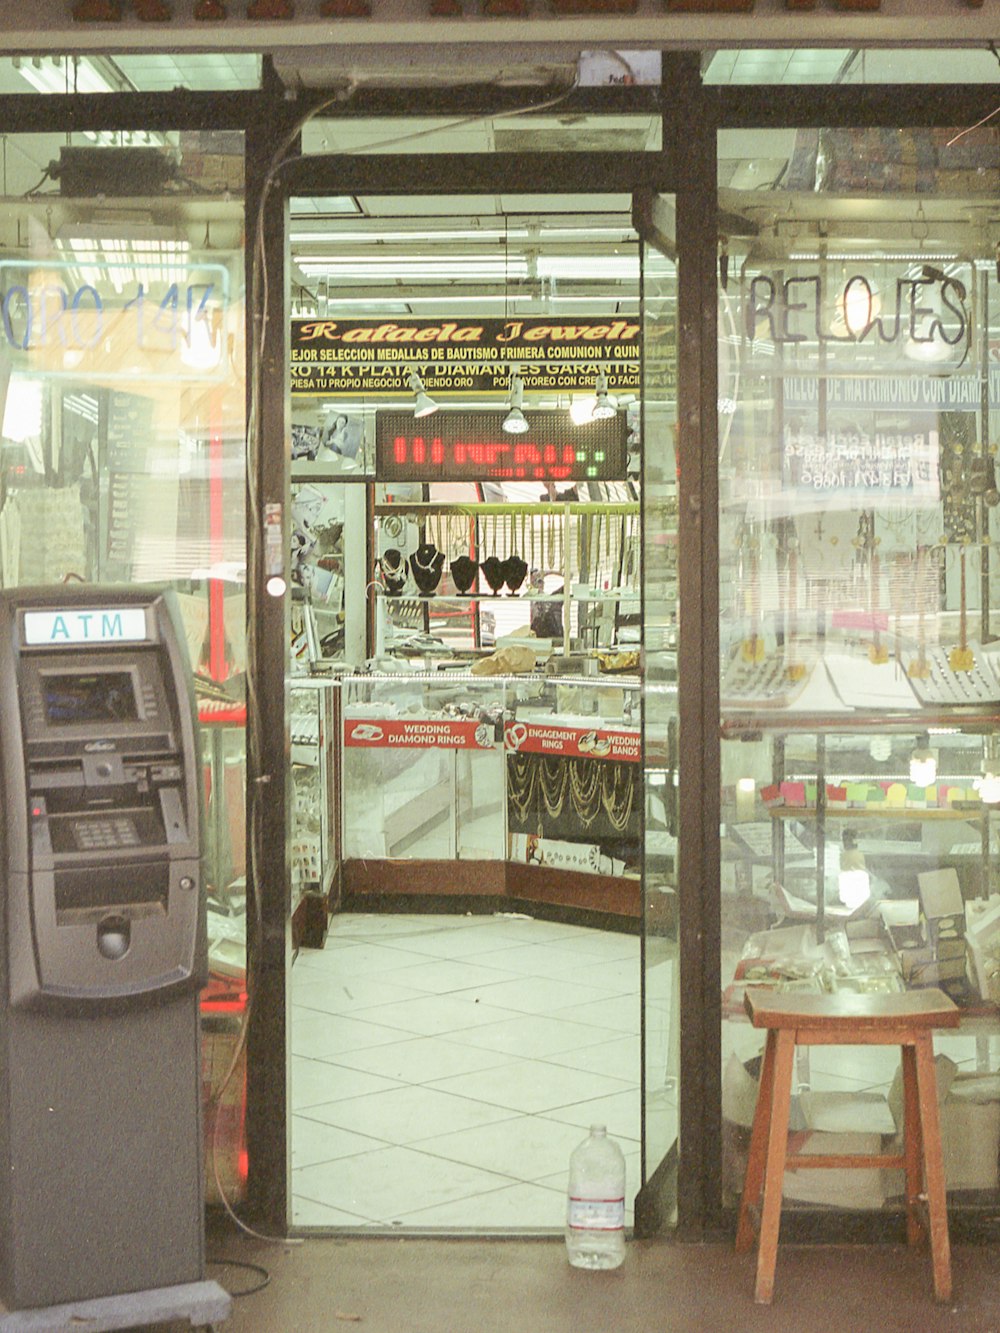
507 753 537 823
600 763 635 833
568 757 602 827
540 756 569 818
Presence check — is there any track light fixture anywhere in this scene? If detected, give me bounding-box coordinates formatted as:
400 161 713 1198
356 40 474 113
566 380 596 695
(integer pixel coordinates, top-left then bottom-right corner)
502 367 530 435
407 367 438 418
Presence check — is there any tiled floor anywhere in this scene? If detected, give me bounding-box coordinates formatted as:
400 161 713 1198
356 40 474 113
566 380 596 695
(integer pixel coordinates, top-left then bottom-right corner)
290 912 668 1230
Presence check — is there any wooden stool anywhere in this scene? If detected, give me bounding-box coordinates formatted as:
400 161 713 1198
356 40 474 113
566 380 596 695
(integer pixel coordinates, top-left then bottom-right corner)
735 986 960 1305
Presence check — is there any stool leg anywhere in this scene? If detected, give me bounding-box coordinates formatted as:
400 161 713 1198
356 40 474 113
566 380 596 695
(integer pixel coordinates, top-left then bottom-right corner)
736 1030 777 1254
913 1032 952 1303
900 1043 926 1247
754 1027 796 1305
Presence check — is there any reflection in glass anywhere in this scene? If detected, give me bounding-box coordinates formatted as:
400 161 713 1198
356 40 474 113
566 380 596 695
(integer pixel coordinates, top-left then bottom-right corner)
718 125 1000 1212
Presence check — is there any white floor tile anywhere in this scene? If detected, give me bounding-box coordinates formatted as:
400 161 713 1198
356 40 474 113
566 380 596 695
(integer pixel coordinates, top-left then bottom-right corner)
543 1038 641 1084
290 1012 419 1059
429 1058 633 1116
465 974 629 1016
296 1083 517 1144
313 942 436 975
331 1034 514 1084
357 993 523 1037
293 1145 514 1224
460 1014 623 1058
469 943 602 977
290 1114 387 1169
370 957 523 995
416 1114 591 1182
356 922 535 960
292 974 426 1016
398 1180 567 1228
291 1056 401 1110
289 913 652 1231
551 993 640 1035
290 1196 378 1228
486 917 606 945
547 931 640 961
542 1088 642 1144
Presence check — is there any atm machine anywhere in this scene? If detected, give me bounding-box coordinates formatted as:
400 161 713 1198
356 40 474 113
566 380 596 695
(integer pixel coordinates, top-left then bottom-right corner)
0 586 229 1326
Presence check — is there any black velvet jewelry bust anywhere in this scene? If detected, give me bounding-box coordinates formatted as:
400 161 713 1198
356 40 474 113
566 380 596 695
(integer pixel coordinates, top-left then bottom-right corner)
501 555 528 593
480 556 506 593
449 555 478 594
379 547 407 595
411 542 445 595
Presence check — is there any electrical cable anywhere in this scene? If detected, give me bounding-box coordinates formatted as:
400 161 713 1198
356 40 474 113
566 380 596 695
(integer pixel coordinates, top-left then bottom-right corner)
206 1257 272 1299
945 41 1000 147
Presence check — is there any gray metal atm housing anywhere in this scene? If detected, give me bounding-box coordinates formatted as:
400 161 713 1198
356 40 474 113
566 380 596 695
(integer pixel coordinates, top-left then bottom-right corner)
0 585 207 1310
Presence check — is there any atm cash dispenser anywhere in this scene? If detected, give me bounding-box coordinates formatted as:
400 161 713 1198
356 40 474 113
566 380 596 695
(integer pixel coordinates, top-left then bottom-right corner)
0 586 216 1314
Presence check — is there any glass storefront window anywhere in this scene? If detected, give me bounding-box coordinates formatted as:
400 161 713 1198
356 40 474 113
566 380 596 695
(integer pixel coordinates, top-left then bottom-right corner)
704 47 1000 86
0 54 261 95
0 133 247 1204
719 124 1000 1211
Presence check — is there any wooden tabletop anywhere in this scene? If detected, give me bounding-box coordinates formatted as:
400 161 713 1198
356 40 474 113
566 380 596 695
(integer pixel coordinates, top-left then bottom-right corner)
744 986 961 1030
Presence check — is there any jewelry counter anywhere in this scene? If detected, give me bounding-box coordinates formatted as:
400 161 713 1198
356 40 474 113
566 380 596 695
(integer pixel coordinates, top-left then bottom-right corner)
338 670 643 922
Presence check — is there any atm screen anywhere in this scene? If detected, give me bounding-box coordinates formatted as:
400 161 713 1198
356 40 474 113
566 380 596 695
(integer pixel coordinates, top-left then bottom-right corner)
41 671 139 727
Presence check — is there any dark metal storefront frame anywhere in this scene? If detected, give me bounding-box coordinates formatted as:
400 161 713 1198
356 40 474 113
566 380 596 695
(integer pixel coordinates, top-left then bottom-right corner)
6 56 1000 1242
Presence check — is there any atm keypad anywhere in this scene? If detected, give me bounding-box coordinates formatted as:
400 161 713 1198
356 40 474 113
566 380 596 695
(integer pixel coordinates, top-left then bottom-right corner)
74 818 140 850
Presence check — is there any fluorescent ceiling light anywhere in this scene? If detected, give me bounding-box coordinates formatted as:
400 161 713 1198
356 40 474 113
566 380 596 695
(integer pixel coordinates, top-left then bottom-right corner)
297 257 531 280
290 225 631 244
298 255 637 282
15 55 120 96
57 225 190 296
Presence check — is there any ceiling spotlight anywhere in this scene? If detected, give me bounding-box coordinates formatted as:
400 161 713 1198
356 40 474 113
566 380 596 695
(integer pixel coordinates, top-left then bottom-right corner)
592 369 618 420
909 733 937 787
502 367 530 435
407 367 438 419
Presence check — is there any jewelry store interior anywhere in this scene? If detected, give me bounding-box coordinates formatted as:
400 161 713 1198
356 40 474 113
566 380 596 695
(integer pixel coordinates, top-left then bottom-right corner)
4 42 1000 1240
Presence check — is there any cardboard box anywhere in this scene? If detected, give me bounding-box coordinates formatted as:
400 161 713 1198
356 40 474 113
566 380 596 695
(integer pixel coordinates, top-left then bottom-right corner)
888 1059 1000 1191
918 869 966 953
722 1054 890 1208
966 895 1000 1002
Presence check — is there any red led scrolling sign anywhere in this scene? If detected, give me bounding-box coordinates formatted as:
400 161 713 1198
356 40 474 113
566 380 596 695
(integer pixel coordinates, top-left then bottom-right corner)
375 409 628 482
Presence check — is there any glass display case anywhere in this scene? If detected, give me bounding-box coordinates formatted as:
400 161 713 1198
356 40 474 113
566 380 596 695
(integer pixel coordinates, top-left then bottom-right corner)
718 124 1000 1211
339 669 642 915
341 673 507 865
289 677 340 920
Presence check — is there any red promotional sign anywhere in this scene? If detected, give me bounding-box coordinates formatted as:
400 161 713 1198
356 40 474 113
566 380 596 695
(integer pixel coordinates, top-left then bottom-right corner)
504 721 641 763
344 717 495 749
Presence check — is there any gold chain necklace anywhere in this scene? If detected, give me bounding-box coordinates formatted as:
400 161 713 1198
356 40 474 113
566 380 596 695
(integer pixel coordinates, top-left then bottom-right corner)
601 763 635 834
568 758 602 827
540 756 569 818
506 753 537 823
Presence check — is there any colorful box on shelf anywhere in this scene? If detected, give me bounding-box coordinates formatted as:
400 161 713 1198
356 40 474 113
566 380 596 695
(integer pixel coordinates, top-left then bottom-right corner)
760 783 783 808
775 781 816 807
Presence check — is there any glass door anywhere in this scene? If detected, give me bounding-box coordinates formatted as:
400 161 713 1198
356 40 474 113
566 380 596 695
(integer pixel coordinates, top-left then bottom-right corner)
285 188 664 1231
636 194 681 1217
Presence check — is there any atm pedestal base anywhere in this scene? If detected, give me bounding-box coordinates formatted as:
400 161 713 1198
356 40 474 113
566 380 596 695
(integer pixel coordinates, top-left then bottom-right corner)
0 1278 231 1331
